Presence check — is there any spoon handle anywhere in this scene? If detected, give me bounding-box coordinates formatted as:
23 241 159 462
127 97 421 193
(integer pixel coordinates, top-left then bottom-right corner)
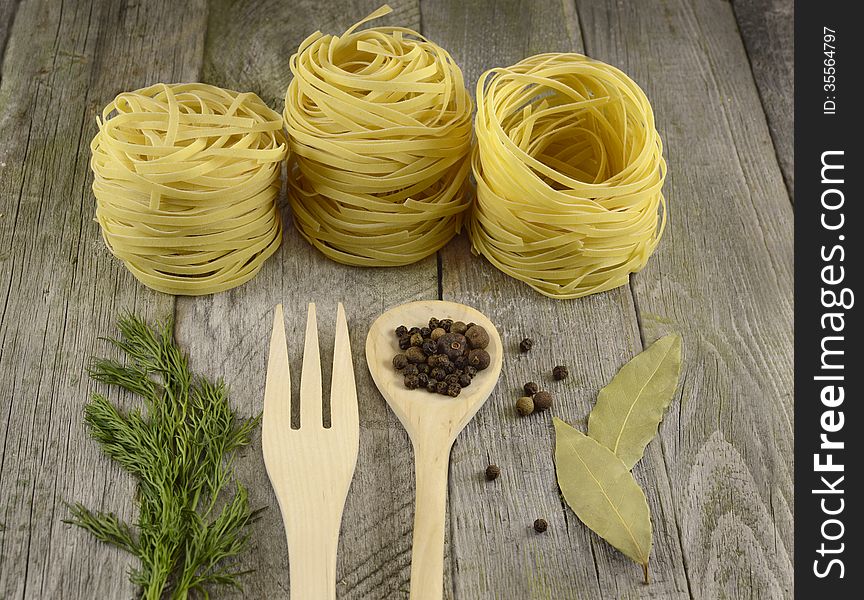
409 441 452 600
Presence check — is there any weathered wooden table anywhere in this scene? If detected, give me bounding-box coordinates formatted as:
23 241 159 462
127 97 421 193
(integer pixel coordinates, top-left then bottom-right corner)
0 0 793 598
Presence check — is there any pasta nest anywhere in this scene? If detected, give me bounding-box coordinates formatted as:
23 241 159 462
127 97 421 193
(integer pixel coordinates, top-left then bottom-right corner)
470 53 668 299
283 6 473 266
90 83 287 296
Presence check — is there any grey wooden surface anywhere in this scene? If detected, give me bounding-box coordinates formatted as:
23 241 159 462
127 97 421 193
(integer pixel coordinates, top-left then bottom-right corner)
0 1 793 599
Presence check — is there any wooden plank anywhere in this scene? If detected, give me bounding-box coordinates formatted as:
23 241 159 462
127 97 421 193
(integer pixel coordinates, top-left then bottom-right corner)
422 1 691 598
732 0 794 197
0 1 206 598
578 0 794 598
0 0 20 76
176 1 446 598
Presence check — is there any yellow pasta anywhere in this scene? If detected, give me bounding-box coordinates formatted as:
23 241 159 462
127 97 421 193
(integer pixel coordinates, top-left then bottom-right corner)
283 5 473 266
91 83 287 296
470 53 667 299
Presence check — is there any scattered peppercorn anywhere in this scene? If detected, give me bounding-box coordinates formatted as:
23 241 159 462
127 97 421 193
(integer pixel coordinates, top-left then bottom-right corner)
450 321 468 335
404 374 420 389
393 354 408 370
395 325 408 337
553 365 569 381
468 348 491 370
519 338 533 353
485 464 500 481
523 381 539 396
465 324 490 349
533 518 548 533
533 390 553 411
516 396 534 416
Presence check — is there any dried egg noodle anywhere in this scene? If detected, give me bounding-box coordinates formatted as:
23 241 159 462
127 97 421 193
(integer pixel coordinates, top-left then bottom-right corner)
91 83 287 295
470 53 667 299
283 5 473 266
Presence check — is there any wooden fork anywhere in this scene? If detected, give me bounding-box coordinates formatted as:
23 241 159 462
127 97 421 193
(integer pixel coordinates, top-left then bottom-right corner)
262 303 359 600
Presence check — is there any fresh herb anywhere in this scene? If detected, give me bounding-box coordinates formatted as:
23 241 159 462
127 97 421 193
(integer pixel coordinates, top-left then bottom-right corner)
65 314 261 600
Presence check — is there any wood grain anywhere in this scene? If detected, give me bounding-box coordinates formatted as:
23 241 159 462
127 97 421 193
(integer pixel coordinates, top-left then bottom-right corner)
732 0 794 197
178 2 448 598
0 0 205 598
423 1 691 598
579 0 794 597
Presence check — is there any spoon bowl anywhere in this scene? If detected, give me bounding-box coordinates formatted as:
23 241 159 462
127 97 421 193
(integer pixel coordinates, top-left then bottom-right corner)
366 300 502 600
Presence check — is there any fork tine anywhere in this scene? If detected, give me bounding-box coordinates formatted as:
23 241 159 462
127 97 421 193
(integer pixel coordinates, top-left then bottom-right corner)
299 302 323 428
264 304 291 426
330 302 358 430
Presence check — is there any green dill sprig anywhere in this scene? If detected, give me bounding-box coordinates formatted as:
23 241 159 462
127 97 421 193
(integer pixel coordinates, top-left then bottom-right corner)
66 314 261 599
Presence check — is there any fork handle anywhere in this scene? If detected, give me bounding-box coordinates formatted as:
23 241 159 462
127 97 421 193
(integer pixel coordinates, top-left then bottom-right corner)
284 513 340 600
409 440 452 600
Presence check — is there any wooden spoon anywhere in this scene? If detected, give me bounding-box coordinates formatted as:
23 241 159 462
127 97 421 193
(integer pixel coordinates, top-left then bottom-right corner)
366 300 503 600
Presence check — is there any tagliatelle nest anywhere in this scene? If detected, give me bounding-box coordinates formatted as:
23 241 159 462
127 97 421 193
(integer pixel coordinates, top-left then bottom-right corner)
283 6 473 267
469 53 668 299
90 83 287 296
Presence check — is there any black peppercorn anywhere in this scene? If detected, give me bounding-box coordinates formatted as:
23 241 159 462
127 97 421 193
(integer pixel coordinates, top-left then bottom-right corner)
465 366 477 377
422 339 438 356
417 373 429 387
416 363 430 375
553 365 569 380
447 383 461 397
430 327 446 341
420 327 432 338
485 464 500 481
428 317 440 330
410 332 424 347
436 381 448 394
519 338 533 353
458 373 472 387
465 324 490 349
443 362 456 374
395 325 408 337
399 335 411 350
426 380 438 393
439 319 453 332
404 374 420 389
438 332 467 360
402 364 419 376
408 327 420 335
436 354 451 368
523 381 539 396
405 346 427 364
453 355 467 369
450 321 468 335
533 518 548 533
533 390 553 411
430 367 446 381
445 373 459 385
467 348 491 370
392 354 408 370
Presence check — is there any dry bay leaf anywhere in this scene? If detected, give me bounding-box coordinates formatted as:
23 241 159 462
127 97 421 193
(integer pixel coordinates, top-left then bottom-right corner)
553 417 652 581
588 334 682 469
